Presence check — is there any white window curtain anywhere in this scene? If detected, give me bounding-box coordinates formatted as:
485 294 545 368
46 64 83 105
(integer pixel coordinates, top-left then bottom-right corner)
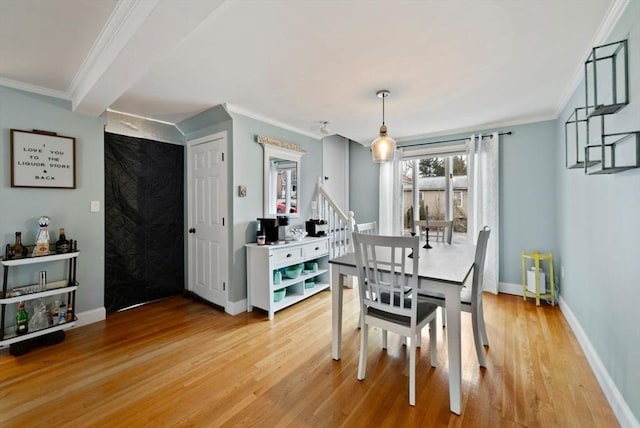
466 132 500 294
378 151 402 236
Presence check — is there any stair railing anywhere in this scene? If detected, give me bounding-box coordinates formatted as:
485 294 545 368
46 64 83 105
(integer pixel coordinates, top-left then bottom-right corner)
313 177 356 259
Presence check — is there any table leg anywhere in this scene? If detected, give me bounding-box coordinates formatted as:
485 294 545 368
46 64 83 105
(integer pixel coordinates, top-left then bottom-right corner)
331 265 344 360
444 286 462 415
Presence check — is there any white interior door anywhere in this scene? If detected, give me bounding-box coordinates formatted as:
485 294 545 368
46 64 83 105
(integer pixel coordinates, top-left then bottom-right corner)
322 135 349 212
187 132 228 308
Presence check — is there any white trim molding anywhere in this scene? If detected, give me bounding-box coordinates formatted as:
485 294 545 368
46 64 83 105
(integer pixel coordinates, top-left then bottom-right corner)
0 76 69 101
74 307 107 328
225 103 320 140
559 296 639 428
68 0 160 110
498 281 523 296
555 0 630 116
225 299 247 316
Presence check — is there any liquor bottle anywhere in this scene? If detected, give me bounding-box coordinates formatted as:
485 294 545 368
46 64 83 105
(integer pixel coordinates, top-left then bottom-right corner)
12 232 25 258
5 243 14 260
56 228 70 254
34 216 50 256
16 302 28 335
66 303 74 323
51 300 60 326
58 302 67 324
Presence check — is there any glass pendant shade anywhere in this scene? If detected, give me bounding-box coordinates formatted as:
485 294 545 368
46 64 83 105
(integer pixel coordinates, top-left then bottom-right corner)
371 124 396 163
370 89 396 162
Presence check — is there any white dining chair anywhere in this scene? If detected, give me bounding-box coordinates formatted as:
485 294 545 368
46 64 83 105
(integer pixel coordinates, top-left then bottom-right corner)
352 232 438 406
418 226 491 367
353 221 378 329
414 220 453 244
354 221 377 235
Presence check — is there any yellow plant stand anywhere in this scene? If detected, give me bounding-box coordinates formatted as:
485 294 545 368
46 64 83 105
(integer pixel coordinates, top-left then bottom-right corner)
521 251 555 306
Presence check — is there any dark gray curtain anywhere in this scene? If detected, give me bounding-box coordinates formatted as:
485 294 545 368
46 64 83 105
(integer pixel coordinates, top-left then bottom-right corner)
104 132 184 313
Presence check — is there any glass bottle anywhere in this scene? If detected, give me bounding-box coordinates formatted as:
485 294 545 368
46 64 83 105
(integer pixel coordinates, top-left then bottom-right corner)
58 302 66 324
65 302 74 323
51 300 60 326
16 302 28 335
12 232 25 258
5 243 14 260
56 228 70 254
34 216 50 256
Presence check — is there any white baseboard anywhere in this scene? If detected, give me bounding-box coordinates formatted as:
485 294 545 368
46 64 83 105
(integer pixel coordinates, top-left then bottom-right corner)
75 307 106 327
225 299 247 316
498 281 523 296
559 296 639 428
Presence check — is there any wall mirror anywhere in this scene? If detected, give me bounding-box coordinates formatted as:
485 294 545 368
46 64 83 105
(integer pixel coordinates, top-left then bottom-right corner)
258 136 305 218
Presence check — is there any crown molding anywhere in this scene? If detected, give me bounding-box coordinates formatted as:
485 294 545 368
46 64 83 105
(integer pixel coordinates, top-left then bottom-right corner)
0 77 69 100
107 108 177 126
555 0 630 117
390 112 557 146
225 103 319 140
68 0 159 109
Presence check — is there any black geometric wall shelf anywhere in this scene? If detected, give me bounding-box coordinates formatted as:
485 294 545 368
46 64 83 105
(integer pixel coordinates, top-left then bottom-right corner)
565 107 598 169
565 38 637 174
584 129 640 175
585 40 628 117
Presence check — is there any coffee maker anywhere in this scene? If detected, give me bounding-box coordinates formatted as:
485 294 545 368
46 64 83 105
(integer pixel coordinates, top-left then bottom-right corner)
258 216 289 244
305 219 328 237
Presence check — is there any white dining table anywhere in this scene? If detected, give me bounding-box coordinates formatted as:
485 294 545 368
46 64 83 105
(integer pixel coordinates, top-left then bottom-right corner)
328 242 476 415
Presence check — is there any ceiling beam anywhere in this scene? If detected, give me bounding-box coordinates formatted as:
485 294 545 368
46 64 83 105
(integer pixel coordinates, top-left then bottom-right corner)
70 0 224 117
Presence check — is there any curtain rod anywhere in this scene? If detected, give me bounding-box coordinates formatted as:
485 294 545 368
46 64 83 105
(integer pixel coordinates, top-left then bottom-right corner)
399 131 512 149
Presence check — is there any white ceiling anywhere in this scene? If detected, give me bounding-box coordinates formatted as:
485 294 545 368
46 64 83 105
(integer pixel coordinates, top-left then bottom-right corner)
0 0 626 144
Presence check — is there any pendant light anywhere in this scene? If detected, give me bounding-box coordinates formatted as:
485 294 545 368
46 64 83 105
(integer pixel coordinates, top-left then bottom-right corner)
370 89 396 163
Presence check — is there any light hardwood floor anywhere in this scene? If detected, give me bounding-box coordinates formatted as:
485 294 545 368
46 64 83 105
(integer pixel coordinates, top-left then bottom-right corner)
0 288 618 427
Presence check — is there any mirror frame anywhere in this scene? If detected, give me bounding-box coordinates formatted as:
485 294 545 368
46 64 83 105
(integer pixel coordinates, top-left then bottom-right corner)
258 136 305 218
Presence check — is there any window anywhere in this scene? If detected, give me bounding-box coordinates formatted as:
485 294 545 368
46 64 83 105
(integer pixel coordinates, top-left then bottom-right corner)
399 145 468 240
454 191 463 207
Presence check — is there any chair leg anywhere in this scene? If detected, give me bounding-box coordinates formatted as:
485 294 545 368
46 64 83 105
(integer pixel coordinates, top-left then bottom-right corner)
478 302 490 347
440 306 447 328
416 330 421 348
382 329 388 350
429 318 437 367
409 336 417 406
358 323 368 380
471 310 487 368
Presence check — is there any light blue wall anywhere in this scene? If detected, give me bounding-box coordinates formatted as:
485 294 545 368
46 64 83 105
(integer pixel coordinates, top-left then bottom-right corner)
500 121 558 283
0 86 106 313
349 141 379 223
556 1 640 421
229 114 322 302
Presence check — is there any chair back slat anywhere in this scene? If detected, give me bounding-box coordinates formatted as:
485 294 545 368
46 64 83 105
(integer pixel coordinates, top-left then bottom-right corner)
354 221 377 235
353 233 420 324
472 226 491 304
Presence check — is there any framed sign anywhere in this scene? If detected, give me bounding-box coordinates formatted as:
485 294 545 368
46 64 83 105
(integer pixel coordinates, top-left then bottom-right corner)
10 129 76 189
